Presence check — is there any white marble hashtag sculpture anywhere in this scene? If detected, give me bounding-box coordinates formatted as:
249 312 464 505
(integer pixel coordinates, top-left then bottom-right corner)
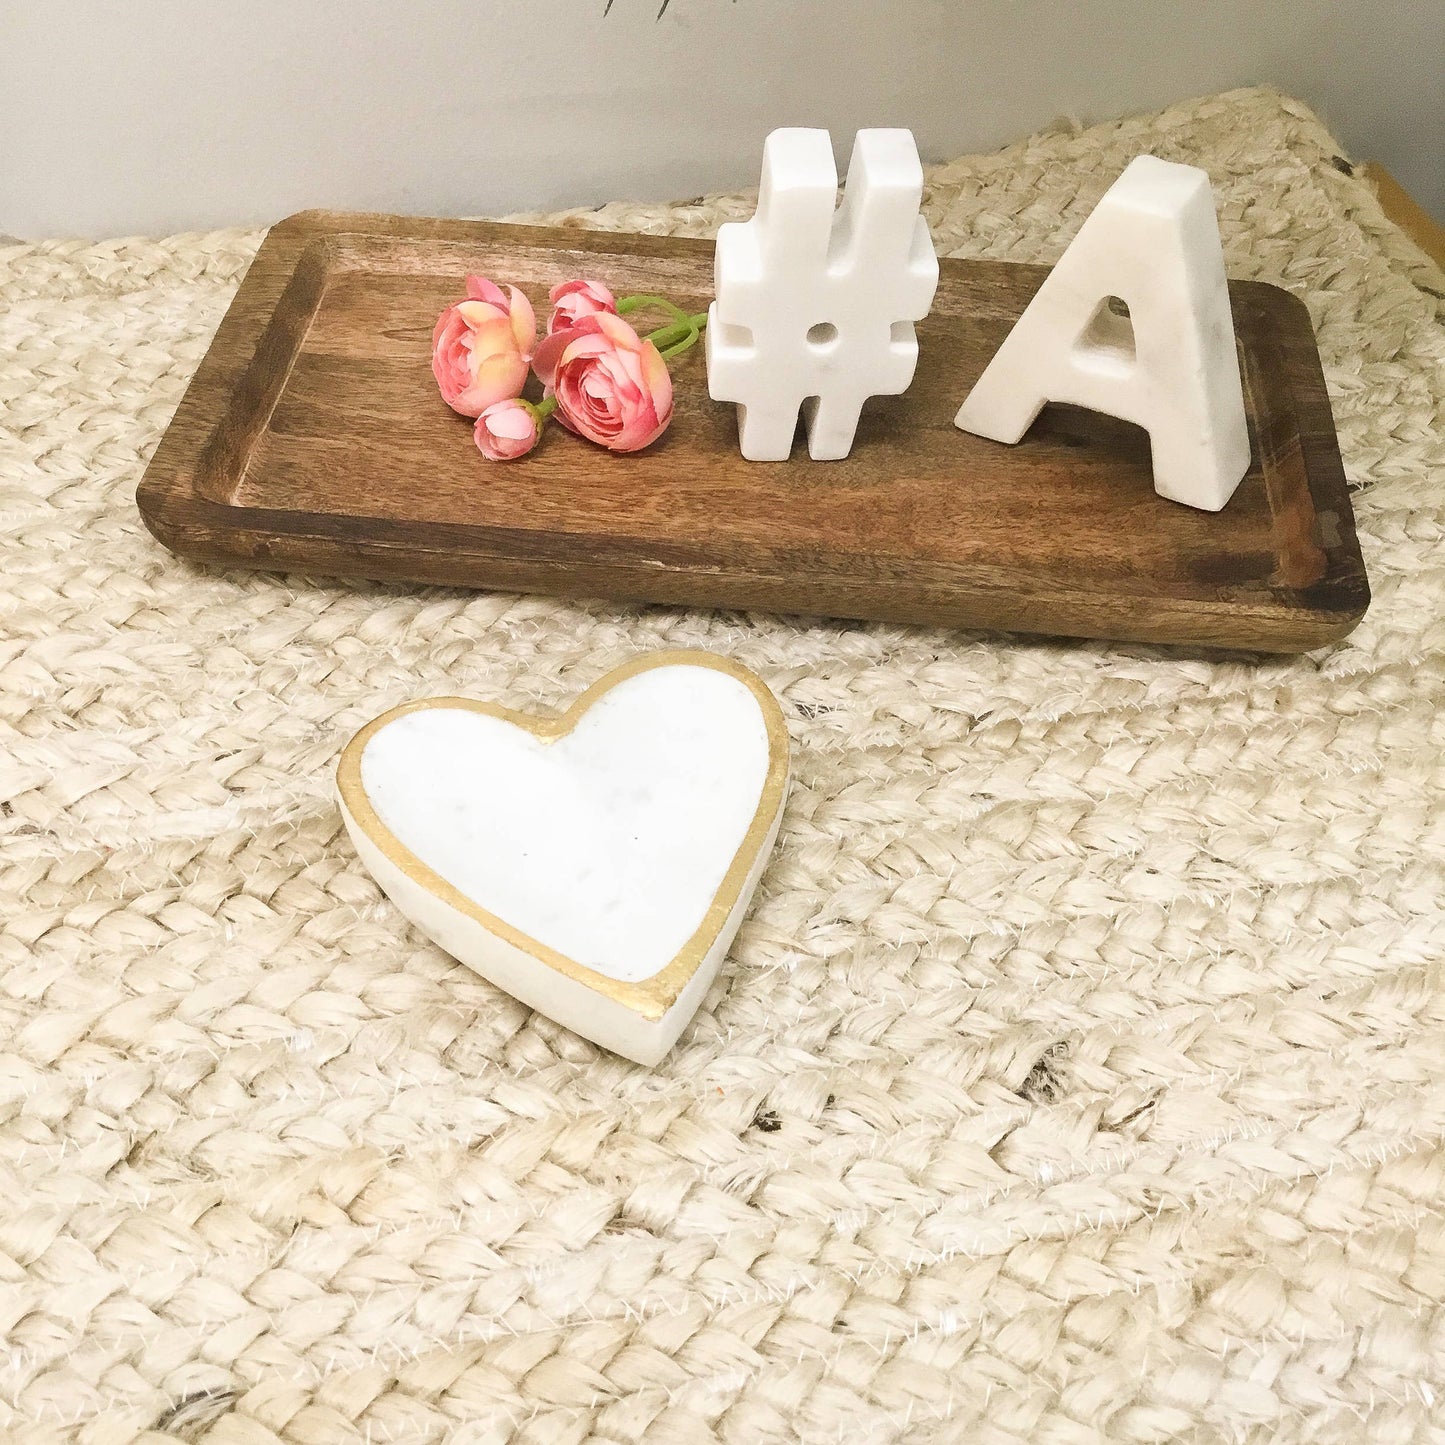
706 128 939 461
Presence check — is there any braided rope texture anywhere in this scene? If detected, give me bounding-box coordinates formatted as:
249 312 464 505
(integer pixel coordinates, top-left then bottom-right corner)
1 86 1443 1444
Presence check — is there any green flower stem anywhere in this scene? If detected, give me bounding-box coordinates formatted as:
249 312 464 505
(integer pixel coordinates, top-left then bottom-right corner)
617 294 690 324
617 294 709 359
658 331 702 360
645 310 710 360
527 396 558 422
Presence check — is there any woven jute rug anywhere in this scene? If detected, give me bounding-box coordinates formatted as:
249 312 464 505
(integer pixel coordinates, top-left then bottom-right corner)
2 86 1444 1445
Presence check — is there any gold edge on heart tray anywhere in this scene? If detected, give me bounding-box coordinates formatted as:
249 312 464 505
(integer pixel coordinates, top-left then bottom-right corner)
335 649 791 1020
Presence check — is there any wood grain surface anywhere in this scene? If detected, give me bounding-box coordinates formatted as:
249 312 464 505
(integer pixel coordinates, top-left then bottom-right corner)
137 210 1368 652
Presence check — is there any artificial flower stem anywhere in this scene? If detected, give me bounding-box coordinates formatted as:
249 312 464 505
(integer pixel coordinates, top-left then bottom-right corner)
618 294 690 324
658 332 701 360
646 321 691 351
646 311 710 359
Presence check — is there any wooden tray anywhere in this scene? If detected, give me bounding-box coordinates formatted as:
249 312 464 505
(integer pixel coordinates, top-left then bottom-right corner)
138 210 1368 652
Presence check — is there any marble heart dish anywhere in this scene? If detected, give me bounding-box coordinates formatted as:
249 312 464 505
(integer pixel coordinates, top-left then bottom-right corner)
337 651 790 1064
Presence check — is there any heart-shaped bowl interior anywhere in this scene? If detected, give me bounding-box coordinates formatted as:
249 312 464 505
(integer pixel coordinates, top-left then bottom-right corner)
335 650 791 1022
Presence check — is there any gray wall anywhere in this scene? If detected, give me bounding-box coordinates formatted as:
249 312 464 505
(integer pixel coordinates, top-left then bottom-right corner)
2 0 1441 239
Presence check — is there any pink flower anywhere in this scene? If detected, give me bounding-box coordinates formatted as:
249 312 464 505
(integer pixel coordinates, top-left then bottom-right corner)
547 278 617 334
431 275 537 417
474 399 540 461
532 312 673 453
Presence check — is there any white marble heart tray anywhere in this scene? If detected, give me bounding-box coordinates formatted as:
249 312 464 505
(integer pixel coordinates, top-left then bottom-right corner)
336 651 790 1064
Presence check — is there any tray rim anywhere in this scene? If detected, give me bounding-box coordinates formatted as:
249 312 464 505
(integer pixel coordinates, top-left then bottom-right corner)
137 208 1370 654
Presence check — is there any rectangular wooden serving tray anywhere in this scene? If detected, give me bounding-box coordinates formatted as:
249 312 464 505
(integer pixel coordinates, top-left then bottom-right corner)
137 209 1369 653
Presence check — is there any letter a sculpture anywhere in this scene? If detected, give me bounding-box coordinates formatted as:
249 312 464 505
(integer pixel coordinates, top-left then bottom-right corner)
954 155 1251 512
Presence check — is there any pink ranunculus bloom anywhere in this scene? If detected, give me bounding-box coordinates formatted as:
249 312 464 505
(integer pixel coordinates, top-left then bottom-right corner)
431 275 537 417
531 312 673 453
474 398 540 461
547 278 617 334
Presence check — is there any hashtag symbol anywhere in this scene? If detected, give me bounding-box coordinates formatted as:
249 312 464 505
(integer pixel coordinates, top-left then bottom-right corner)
706 128 938 461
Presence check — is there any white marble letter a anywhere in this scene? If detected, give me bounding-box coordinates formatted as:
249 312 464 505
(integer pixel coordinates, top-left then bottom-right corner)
954 155 1252 512
707 128 939 461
